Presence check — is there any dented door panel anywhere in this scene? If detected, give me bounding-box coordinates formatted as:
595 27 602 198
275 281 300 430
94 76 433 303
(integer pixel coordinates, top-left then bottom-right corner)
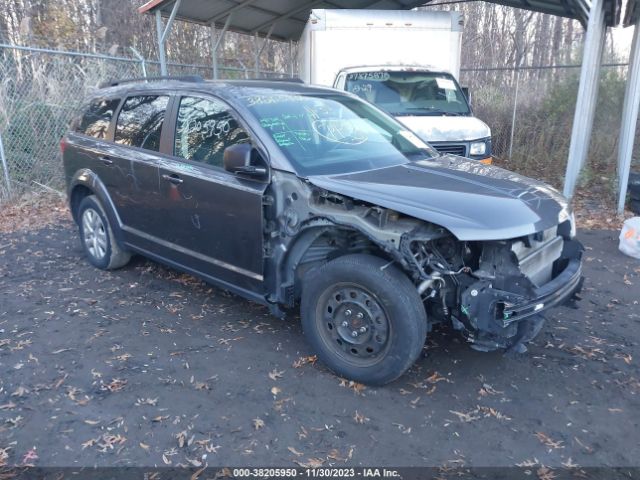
157 158 266 291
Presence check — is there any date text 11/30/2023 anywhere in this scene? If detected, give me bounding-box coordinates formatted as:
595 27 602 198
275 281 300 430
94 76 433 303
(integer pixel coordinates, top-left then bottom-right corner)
231 467 401 478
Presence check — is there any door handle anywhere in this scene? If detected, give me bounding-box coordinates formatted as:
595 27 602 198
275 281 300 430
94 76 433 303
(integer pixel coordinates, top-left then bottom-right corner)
162 173 184 185
98 155 113 165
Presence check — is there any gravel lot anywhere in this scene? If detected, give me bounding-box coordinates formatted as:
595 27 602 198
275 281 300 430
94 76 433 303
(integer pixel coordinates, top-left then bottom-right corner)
0 218 639 471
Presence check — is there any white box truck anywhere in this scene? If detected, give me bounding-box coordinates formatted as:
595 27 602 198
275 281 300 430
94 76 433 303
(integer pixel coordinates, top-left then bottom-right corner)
297 9 492 163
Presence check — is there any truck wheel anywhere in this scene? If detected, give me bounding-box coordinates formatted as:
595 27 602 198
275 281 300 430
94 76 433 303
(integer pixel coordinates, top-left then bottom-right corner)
301 254 427 386
77 195 131 270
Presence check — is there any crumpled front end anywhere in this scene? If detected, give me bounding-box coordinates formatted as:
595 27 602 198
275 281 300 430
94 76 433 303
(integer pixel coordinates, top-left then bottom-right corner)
401 216 584 351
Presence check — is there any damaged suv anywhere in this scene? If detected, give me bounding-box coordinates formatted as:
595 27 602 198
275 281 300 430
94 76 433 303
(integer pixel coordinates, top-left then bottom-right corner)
62 77 583 385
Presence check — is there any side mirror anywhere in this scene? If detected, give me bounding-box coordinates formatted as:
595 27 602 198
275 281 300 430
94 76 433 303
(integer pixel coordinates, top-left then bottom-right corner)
461 86 471 105
223 143 268 180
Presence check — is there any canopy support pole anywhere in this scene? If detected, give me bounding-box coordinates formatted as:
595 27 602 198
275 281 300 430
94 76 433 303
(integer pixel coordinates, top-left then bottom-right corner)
211 13 234 79
616 20 640 213
254 24 274 77
563 0 606 199
155 0 182 76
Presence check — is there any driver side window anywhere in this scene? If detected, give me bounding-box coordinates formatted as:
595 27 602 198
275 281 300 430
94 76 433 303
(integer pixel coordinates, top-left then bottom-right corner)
174 96 249 168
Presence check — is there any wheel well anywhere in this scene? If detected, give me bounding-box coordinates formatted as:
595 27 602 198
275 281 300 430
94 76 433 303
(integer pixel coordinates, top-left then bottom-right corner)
70 185 93 222
291 229 392 302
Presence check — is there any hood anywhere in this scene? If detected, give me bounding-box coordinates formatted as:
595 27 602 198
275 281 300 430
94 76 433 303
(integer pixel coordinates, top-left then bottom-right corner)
307 156 569 241
397 115 491 143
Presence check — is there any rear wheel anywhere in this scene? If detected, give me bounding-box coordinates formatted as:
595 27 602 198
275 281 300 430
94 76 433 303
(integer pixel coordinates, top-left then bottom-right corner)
78 195 131 270
301 254 427 385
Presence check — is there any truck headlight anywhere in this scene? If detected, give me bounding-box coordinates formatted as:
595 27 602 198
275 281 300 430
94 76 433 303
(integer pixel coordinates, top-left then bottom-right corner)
469 141 487 156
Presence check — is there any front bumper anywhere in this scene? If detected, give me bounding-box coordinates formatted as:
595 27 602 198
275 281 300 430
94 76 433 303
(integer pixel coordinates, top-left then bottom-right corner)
458 238 583 348
501 258 582 325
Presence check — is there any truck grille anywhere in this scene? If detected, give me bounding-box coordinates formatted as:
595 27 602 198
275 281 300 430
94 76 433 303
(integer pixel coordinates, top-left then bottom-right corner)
432 144 467 157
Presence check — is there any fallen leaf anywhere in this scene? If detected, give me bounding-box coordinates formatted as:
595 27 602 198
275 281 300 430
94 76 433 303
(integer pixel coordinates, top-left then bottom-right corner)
535 432 564 449
191 464 207 480
139 442 150 451
253 418 265 430
293 355 317 368
11 386 29 397
537 466 557 480
268 369 284 380
288 446 304 457
294 457 324 468
353 410 369 424
22 447 38 465
176 430 187 448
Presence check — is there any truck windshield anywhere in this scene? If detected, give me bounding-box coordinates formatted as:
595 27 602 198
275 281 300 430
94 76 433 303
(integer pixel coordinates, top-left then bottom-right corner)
243 92 437 176
345 71 471 117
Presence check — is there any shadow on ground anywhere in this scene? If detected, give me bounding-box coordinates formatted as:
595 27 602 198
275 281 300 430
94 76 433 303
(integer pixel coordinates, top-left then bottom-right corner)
0 223 638 468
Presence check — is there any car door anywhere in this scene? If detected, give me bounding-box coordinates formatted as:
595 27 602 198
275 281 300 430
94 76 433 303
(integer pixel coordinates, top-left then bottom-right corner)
157 94 267 293
107 93 171 241
70 96 124 198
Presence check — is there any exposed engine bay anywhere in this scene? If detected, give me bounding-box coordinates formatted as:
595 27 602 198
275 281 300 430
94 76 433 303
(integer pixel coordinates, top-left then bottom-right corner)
266 171 583 351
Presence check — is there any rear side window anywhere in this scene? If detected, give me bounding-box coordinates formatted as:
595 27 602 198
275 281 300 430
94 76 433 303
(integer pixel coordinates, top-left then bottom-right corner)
174 96 249 167
115 95 169 151
77 98 120 139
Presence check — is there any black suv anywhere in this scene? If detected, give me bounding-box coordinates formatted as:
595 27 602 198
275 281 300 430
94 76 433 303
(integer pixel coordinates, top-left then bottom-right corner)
62 77 583 385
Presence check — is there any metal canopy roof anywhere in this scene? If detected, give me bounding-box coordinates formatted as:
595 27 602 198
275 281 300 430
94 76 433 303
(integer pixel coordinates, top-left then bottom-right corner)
138 0 622 41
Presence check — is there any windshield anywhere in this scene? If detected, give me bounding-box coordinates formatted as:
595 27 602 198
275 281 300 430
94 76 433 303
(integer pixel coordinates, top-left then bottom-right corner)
345 71 471 117
242 92 437 176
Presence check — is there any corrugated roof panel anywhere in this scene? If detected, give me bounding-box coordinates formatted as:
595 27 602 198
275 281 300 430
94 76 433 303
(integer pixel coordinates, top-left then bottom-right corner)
139 0 623 40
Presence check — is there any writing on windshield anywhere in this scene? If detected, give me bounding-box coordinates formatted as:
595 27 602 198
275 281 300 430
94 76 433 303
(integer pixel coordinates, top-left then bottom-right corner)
242 92 435 176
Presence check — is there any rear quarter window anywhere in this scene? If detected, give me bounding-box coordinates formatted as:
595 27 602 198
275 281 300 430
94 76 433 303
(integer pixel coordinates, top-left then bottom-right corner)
76 98 120 139
115 95 169 152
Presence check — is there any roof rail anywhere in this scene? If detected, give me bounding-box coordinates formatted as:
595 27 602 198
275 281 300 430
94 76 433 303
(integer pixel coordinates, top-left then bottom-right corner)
99 75 205 88
252 77 304 83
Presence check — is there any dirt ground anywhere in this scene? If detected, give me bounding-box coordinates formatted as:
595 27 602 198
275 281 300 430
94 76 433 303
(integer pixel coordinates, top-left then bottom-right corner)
0 212 639 471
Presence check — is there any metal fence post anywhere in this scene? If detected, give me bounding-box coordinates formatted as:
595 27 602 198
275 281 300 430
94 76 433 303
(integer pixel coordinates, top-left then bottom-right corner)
509 69 520 159
0 130 11 198
130 47 147 78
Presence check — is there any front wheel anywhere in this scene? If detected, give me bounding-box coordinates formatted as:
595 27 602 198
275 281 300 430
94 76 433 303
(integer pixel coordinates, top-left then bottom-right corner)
301 254 427 386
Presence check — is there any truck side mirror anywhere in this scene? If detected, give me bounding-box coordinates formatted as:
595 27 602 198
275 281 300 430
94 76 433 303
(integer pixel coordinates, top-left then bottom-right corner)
461 86 471 105
223 143 268 181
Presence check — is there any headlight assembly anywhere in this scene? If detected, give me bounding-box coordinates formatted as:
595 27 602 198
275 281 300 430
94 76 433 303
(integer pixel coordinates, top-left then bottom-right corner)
469 141 487 156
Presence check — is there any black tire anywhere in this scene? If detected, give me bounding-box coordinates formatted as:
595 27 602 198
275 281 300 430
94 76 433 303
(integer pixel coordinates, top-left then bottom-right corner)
77 195 131 270
300 254 427 386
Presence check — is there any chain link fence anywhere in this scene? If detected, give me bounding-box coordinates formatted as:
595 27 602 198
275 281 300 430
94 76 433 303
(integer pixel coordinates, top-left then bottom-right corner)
460 63 636 193
0 43 290 202
0 42 637 203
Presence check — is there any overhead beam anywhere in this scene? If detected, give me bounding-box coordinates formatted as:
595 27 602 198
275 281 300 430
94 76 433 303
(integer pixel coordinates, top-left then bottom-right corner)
563 0 606 199
616 18 640 213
